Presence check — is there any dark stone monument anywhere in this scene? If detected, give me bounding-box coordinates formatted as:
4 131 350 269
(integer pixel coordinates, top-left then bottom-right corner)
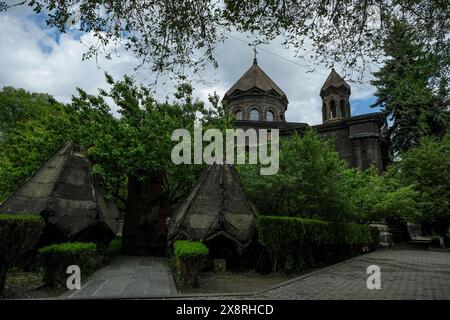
168 164 258 267
0 141 119 252
122 173 170 256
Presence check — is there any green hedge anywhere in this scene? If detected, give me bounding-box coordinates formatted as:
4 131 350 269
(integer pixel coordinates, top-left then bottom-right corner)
258 216 379 272
174 240 209 287
38 242 97 287
0 213 44 296
106 237 122 258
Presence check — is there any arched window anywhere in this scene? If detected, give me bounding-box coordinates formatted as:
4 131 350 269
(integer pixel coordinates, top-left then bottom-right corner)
340 100 346 118
250 108 260 121
330 100 337 118
235 110 243 120
266 110 274 122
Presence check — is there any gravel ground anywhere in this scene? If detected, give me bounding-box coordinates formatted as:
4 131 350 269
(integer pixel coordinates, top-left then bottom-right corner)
177 270 306 295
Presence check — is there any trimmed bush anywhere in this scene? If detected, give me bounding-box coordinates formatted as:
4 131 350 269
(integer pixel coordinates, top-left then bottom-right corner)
106 237 122 258
0 213 44 296
258 216 379 272
173 240 209 287
38 242 97 287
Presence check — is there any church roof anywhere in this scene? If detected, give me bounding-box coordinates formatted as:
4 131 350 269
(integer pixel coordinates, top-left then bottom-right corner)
320 68 351 94
224 60 287 100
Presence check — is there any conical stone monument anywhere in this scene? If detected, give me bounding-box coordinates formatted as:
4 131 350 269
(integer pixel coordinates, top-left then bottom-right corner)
168 164 258 257
0 141 119 251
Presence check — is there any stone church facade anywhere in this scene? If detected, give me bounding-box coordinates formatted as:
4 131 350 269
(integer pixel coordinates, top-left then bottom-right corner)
223 58 390 172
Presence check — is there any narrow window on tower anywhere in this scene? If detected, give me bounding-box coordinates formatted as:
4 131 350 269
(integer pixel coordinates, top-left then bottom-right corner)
340 100 346 118
330 100 337 118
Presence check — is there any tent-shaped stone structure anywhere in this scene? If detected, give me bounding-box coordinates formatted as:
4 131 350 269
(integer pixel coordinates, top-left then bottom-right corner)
168 164 258 258
0 141 119 251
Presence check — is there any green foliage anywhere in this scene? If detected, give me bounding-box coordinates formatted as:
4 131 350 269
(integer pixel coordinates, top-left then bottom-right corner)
238 129 418 225
174 240 209 260
257 216 379 272
68 74 230 207
237 129 351 221
345 166 418 224
0 87 61 136
38 242 97 255
396 134 450 242
0 87 71 202
0 213 44 296
173 240 209 287
106 237 122 258
7 1 448 80
371 19 449 153
38 242 97 287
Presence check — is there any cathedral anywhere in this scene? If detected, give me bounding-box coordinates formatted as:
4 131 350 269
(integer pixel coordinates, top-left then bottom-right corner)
223 57 390 172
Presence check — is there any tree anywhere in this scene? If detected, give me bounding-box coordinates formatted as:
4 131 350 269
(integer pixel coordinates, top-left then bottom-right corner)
67 73 230 209
371 19 450 153
237 129 351 221
237 129 418 225
397 134 450 247
0 87 70 202
3 1 449 79
0 87 61 138
346 166 417 225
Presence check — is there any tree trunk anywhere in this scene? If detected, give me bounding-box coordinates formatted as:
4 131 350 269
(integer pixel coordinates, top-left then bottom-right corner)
122 172 170 256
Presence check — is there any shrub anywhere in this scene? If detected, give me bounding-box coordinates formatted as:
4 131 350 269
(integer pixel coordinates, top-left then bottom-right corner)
106 237 122 258
173 240 209 287
0 213 44 296
257 216 379 272
38 242 97 287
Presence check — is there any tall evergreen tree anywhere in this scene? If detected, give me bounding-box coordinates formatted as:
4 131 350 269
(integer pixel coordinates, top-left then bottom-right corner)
371 19 449 154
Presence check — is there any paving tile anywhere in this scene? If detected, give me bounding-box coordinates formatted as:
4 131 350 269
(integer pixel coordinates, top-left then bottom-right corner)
66 249 450 300
93 277 130 297
64 255 178 298
121 278 147 297
187 249 450 300
68 279 109 298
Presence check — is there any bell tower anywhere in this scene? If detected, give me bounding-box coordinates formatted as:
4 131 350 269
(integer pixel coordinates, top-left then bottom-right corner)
320 68 351 123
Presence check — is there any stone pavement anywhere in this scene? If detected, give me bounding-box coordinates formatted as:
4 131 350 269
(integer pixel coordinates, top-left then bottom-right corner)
63 256 177 299
62 249 450 299
254 248 450 300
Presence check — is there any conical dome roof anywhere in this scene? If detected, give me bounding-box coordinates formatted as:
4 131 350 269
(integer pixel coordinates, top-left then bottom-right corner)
320 68 351 96
224 60 287 101
0 142 119 249
167 164 258 254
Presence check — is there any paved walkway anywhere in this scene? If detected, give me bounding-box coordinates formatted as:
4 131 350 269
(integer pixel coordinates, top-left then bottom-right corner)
63 249 450 299
176 249 450 300
63 256 177 299
255 249 450 300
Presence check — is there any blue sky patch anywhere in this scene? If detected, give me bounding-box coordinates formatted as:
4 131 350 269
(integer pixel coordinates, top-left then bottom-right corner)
351 96 379 115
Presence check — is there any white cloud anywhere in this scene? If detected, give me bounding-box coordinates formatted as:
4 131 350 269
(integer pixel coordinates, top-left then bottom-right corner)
0 9 378 125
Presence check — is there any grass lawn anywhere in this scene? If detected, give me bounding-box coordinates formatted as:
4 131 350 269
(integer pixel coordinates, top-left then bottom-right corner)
2 271 67 299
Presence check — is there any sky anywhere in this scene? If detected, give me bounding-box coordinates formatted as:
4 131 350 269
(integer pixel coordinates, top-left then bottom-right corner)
0 4 380 125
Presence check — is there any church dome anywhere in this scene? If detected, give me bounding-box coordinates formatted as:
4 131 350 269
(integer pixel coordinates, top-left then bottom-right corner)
224 59 288 103
224 59 288 122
